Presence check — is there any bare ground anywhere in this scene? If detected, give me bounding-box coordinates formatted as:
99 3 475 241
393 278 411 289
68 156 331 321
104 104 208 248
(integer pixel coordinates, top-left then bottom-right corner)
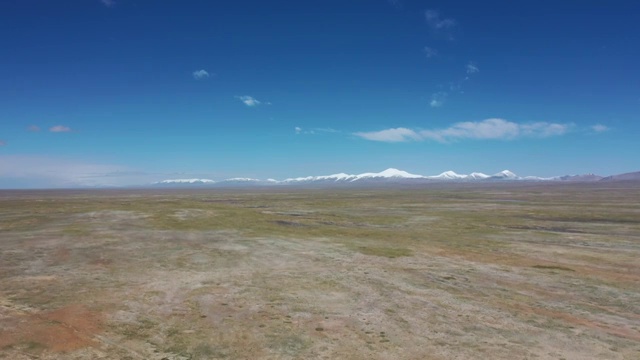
1 183 639 359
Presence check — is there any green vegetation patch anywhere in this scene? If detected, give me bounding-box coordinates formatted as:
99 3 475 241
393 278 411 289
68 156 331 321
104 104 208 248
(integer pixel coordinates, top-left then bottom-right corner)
22 340 46 352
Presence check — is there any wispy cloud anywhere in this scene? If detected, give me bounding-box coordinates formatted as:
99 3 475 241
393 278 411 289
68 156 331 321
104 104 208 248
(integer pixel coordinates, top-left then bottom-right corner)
0 140 6 147
192 69 210 80
49 125 71 133
425 10 456 30
354 127 421 143
424 46 438 58
100 0 115 7
425 10 456 39
430 92 447 107
314 127 339 134
466 62 479 74
236 95 269 107
295 127 339 135
27 125 41 132
430 62 479 107
355 119 572 143
591 124 610 133
387 0 403 9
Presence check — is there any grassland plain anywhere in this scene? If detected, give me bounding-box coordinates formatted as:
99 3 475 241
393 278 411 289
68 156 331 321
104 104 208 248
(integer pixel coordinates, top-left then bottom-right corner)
1 183 639 359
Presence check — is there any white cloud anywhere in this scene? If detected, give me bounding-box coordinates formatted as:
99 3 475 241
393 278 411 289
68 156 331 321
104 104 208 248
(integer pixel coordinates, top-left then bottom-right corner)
519 122 569 137
49 125 71 133
354 128 421 143
236 95 268 107
425 10 456 30
424 46 438 58
421 118 521 142
192 69 210 80
430 92 447 107
466 62 479 74
591 124 610 133
355 119 572 143
295 126 302 134
100 0 115 7
27 125 41 132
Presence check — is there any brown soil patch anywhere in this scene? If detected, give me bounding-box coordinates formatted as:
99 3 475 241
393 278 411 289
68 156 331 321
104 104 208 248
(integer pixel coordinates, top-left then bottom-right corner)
51 246 71 265
0 304 103 353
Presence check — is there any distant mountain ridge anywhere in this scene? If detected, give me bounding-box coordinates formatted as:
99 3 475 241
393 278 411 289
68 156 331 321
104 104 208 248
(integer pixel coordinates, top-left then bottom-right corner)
151 168 638 187
558 174 604 181
600 171 640 181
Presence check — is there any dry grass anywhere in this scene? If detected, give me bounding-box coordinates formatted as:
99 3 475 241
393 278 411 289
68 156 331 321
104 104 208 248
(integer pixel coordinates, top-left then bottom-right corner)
1 183 639 359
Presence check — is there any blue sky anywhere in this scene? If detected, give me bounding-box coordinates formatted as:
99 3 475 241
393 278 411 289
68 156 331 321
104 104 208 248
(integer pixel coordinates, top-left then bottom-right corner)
0 0 638 187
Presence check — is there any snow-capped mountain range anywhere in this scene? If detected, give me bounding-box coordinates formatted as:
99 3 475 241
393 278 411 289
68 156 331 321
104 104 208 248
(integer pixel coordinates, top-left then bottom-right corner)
153 168 572 187
156 179 216 185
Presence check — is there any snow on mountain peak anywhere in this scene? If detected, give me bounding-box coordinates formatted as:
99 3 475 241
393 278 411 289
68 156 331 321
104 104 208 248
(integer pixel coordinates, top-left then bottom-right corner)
151 168 565 186
352 168 424 181
379 168 423 178
429 171 467 180
315 173 355 181
468 172 490 179
282 168 423 183
493 170 517 179
156 178 215 184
